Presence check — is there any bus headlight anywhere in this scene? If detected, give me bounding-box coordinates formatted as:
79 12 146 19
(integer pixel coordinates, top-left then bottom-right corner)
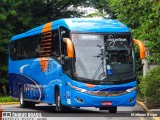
68 82 87 93
126 87 137 92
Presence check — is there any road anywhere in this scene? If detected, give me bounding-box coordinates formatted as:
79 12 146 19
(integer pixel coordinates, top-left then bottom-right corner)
0 103 153 120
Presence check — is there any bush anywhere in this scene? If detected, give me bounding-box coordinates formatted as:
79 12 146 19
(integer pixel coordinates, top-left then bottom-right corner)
139 66 160 106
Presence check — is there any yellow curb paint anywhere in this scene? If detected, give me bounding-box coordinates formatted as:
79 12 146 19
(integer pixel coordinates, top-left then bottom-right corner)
0 102 19 105
140 117 145 120
153 117 160 120
137 101 160 120
137 101 149 111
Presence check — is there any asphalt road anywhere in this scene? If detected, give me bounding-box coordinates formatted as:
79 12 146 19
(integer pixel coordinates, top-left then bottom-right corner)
0 103 153 120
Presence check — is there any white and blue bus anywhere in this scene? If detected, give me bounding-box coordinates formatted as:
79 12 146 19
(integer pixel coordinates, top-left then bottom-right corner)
9 18 137 113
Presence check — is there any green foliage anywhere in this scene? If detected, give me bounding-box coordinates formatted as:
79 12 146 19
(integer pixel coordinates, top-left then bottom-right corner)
0 96 18 102
92 0 160 105
88 0 116 18
0 0 89 90
108 0 160 63
139 66 160 106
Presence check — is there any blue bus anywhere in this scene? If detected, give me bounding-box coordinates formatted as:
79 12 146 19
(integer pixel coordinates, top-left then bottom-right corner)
9 18 137 113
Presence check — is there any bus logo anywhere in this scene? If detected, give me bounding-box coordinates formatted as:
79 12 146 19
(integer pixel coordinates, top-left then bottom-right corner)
107 35 127 47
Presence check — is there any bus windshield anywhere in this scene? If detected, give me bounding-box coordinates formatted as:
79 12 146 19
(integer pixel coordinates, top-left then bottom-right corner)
71 33 135 82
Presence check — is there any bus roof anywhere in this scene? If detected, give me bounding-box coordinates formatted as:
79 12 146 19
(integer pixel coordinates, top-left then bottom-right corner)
11 18 130 41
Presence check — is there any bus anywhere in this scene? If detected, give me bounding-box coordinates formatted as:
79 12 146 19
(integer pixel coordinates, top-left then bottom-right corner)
9 18 137 113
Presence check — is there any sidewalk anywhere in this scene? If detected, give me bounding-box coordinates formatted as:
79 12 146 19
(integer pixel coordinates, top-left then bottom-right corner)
137 101 160 120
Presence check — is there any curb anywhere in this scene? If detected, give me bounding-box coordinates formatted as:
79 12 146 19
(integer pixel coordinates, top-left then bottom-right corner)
0 102 19 105
137 101 149 111
137 100 160 120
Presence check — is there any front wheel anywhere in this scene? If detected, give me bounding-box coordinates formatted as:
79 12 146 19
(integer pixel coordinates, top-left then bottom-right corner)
55 90 63 112
55 90 65 112
109 107 117 113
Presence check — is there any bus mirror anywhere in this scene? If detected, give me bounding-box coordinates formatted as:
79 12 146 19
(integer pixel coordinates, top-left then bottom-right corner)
133 39 146 59
63 56 71 72
63 38 74 58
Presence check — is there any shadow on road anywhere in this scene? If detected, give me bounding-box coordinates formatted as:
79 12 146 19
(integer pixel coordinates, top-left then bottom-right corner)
33 105 100 113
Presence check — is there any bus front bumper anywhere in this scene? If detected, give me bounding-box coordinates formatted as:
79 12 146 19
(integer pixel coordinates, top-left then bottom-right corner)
67 87 137 107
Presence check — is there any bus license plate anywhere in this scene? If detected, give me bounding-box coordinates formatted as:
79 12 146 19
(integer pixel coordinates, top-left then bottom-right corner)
102 101 112 106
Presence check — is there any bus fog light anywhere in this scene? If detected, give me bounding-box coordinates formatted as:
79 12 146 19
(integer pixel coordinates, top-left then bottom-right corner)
129 97 134 103
75 97 84 103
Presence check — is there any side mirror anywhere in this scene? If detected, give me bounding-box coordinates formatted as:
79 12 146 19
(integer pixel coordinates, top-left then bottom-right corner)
63 38 74 58
62 56 72 77
63 56 71 71
133 39 146 59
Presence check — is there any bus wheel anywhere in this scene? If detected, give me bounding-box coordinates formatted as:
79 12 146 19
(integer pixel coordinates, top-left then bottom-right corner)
27 102 36 108
109 107 117 113
19 87 35 108
55 89 65 112
19 87 27 108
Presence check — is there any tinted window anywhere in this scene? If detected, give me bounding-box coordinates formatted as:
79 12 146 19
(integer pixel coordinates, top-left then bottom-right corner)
10 34 41 60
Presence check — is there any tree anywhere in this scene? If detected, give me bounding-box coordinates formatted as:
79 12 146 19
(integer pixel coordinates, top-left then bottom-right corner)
90 0 160 63
0 0 89 95
108 0 160 63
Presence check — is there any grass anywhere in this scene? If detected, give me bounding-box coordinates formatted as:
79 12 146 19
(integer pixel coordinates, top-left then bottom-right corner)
0 96 18 102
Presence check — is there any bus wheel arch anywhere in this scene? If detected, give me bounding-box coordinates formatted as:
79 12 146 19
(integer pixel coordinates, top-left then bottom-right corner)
54 85 59 103
54 85 60 111
18 84 22 99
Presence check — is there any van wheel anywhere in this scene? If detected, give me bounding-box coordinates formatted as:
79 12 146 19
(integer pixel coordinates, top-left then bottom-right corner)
109 107 117 113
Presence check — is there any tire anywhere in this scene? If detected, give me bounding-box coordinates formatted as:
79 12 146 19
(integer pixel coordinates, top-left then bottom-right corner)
19 87 35 108
55 89 66 112
109 107 117 113
19 87 27 108
27 102 36 108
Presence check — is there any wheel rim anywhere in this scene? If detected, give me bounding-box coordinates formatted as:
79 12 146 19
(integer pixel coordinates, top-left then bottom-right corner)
57 96 60 107
20 90 23 105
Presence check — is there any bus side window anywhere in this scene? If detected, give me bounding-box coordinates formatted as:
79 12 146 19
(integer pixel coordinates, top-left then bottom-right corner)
10 41 16 60
51 29 60 60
